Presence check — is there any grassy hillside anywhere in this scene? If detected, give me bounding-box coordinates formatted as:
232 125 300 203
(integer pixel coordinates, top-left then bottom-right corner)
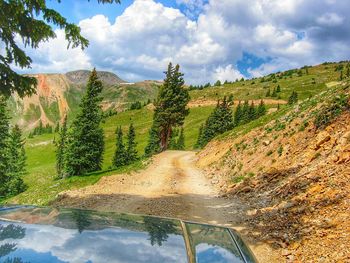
3 61 347 206
189 63 342 102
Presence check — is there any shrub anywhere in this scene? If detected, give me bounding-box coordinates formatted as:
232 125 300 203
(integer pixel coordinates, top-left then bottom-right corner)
314 94 349 128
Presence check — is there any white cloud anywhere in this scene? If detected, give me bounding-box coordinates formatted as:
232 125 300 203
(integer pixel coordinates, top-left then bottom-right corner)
16 0 350 84
317 13 344 26
212 65 243 82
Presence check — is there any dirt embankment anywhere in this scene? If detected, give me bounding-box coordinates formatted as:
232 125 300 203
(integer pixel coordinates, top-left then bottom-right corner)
54 150 281 262
198 109 350 262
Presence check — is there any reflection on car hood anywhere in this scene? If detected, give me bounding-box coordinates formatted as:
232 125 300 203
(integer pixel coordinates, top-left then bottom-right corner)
0 206 256 263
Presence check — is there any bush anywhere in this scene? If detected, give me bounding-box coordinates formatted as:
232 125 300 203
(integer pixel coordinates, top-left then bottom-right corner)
314 94 349 128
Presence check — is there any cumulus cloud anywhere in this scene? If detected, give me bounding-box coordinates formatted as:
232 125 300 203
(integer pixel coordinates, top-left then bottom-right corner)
16 0 350 84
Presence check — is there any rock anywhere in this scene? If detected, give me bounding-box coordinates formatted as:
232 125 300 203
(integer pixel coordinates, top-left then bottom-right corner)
228 183 236 189
314 131 331 150
282 249 292 256
338 131 350 145
263 140 270 146
211 179 219 184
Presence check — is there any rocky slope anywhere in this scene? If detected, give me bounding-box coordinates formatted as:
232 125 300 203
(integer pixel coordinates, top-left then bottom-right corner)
9 71 159 130
197 82 350 262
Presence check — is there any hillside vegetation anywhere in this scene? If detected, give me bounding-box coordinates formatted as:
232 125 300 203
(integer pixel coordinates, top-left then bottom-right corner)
197 71 350 261
3 62 347 210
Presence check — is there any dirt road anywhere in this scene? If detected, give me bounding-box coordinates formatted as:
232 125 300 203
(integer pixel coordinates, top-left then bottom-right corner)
56 151 232 224
55 150 280 262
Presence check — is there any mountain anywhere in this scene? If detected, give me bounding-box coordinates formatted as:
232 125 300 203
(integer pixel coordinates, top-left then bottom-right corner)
65 70 126 85
8 70 160 130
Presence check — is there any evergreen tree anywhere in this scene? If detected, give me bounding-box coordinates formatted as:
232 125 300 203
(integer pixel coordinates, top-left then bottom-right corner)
7 125 27 195
144 120 161 157
0 96 10 197
176 128 185 150
0 0 120 98
168 128 179 150
265 89 271 97
248 102 256 121
126 124 138 164
113 127 128 167
64 69 105 176
257 100 267 117
55 122 60 133
195 124 204 149
288 91 298 105
234 101 243 126
339 71 343 81
56 115 68 178
145 63 190 154
214 80 221 86
276 85 281 93
198 98 233 147
241 100 250 124
271 88 277 97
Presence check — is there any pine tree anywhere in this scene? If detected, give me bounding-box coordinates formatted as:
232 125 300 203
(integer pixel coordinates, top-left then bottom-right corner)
339 71 343 81
271 88 277 97
266 89 271 97
257 100 267 117
56 115 68 178
113 127 127 167
7 125 27 195
241 100 250 124
176 128 185 150
288 91 298 105
168 128 179 150
64 69 105 176
214 80 221 86
145 63 190 154
55 122 60 133
276 85 281 93
248 102 256 121
0 96 10 197
199 98 234 147
126 124 138 164
195 124 204 149
234 101 243 126
144 120 161 157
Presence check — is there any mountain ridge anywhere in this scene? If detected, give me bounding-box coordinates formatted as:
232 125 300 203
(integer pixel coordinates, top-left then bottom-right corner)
9 70 159 130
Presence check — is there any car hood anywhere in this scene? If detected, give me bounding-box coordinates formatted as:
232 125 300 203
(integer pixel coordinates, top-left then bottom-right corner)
0 206 255 263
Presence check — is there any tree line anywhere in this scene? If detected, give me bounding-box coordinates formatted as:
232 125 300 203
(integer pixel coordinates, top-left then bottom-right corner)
196 98 267 148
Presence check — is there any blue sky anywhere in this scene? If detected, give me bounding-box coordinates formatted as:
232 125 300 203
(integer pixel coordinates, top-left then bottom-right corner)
18 0 350 84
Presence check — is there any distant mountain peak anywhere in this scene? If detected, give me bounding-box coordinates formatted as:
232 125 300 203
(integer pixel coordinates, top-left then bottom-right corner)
65 70 126 86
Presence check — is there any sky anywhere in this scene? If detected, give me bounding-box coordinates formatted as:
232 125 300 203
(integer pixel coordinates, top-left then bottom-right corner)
15 0 350 84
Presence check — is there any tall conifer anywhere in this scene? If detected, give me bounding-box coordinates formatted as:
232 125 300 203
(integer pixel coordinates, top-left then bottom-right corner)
126 124 138 163
145 63 190 154
7 125 26 195
64 69 104 176
0 96 10 197
56 115 68 178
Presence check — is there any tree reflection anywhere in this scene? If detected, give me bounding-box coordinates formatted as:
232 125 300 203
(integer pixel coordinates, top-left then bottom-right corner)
143 217 177 246
72 209 92 234
0 223 26 261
